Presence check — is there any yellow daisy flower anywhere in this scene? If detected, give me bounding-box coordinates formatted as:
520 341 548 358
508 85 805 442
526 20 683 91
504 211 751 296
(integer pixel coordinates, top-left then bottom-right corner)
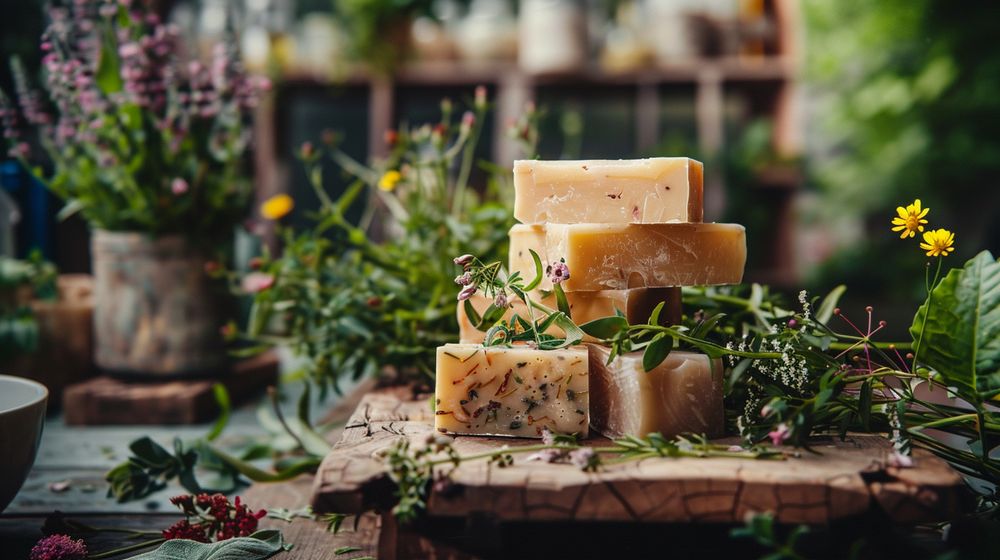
260 194 294 220
919 228 955 257
378 170 402 192
891 198 929 239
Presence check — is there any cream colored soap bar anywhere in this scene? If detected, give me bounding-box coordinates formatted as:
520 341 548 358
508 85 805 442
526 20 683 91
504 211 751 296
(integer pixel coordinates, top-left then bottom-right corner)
435 344 589 438
510 223 746 291
513 158 704 224
587 345 723 439
457 288 681 344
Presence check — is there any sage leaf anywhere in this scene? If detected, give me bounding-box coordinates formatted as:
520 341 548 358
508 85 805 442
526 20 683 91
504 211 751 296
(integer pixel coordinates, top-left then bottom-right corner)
909 251 1000 401
642 334 674 372
130 530 290 560
580 316 628 340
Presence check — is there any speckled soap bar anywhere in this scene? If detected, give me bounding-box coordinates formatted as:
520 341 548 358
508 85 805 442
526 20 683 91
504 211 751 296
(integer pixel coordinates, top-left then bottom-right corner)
513 158 703 224
434 344 589 438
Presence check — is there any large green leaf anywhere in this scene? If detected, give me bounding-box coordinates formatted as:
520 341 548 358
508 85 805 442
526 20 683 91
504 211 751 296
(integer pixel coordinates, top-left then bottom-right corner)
909 251 1000 400
131 530 290 559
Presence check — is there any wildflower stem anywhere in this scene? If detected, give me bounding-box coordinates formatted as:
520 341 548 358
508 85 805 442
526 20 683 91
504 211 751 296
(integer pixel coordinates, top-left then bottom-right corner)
912 257 943 377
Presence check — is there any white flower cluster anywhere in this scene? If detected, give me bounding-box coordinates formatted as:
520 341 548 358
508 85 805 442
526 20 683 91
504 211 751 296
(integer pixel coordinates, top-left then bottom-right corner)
883 402 910 455
798 289 811 321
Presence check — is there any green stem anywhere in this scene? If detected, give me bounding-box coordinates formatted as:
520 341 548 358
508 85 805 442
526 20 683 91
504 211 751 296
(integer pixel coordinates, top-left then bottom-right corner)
88 538 164 559
912 257 943 374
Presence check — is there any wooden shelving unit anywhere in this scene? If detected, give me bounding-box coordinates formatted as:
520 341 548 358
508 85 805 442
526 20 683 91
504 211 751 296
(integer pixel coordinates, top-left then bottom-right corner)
254 0 802 285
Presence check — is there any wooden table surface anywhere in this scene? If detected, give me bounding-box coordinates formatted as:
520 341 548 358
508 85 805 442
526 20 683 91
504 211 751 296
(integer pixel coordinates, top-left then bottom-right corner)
0 374 378 559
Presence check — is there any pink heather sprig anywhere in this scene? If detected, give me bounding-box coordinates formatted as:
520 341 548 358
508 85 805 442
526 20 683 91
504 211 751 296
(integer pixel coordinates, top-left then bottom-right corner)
29 534 88 560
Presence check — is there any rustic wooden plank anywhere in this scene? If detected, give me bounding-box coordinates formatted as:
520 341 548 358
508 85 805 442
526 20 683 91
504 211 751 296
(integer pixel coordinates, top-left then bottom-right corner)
312 386 969 525
62 352 279 425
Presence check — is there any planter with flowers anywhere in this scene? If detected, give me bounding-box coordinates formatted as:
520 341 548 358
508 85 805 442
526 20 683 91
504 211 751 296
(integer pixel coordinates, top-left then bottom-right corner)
1 3 268 376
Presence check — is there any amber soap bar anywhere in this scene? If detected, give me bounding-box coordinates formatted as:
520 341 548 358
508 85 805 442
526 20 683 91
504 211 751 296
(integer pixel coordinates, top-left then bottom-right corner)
434 344 589 438
587 345 723 439
513 158 704 224
510 223 746 291
457 288 681 344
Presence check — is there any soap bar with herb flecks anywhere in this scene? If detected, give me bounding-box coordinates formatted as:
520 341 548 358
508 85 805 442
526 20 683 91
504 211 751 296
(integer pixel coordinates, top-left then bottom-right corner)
587 344 723 439
513 158 703 224
509 223 746 291
434 344 589 438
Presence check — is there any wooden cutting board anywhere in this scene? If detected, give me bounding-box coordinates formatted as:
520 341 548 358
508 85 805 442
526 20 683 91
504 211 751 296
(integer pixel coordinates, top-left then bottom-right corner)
311 385 968 525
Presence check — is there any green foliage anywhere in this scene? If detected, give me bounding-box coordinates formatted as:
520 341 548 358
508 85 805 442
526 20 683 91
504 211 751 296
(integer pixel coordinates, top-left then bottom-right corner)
130 530 290 560
910 251 1000 400
0 253 57 361
239 92 525 391
804 0 1000 291
334 0 433 73
731 512 809 560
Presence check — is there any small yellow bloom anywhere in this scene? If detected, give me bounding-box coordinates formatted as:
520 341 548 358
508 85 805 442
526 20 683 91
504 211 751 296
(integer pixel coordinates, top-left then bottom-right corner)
891 198 929 239
378 170 402 192
919 228 955 257
260 194 294 220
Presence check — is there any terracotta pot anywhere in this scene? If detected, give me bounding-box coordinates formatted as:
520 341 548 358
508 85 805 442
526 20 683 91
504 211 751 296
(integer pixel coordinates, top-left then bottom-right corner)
91 230 228 377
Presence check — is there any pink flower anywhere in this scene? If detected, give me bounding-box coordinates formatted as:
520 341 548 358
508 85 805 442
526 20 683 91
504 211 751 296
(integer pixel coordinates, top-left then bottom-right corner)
457 284 477 301
454 272 472 286
242 272 275 293
493 291 509 308
453 254 474 267
30 534 88 560
171 177 189 195
767 423 791 446
546 261 570 285
888 451 913 468
569 447 598 470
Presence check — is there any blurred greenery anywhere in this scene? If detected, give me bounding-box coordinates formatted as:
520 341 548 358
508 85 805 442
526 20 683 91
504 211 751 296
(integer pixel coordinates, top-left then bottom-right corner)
804 0 1000 301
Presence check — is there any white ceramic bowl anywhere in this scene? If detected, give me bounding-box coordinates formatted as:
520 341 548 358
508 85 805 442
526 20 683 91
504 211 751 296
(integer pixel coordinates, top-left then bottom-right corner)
0 375 48 512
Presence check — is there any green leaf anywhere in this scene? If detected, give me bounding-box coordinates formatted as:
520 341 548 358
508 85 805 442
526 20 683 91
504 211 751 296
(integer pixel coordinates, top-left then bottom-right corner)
205 384 231 442
131 531 289 559
580 316 628 340
858 379 872 431
335 546 362 554
647 301 665 326
463 299 482 326
909 251 1000 400
553 282 571 319
95 27 123 94
816 285 847 323
642 335 674 372
522 249 544 291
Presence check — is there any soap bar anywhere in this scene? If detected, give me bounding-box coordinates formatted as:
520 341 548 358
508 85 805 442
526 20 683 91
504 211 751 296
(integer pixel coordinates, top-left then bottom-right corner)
513 158 704 224
587 344 723 439
457 288 681 344
510 223 746 291
434 344 589 438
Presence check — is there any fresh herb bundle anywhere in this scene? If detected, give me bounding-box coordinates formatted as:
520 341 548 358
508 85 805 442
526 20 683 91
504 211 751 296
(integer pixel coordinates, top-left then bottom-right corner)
1 2 266 238
232 89 540 394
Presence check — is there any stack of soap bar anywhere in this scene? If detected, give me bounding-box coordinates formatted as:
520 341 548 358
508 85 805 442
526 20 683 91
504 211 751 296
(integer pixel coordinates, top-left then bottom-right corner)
510 223 746 291
457 288 682 344
587 344 723 439
434 344 589 438
514 158 704 224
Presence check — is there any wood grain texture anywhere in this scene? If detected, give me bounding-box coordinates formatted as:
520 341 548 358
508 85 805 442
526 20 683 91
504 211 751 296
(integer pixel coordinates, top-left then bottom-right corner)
312 386 969 525
62 352 279 425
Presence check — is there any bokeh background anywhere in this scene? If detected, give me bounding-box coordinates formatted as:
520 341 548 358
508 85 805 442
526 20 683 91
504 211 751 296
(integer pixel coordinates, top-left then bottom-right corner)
2 0 999 338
